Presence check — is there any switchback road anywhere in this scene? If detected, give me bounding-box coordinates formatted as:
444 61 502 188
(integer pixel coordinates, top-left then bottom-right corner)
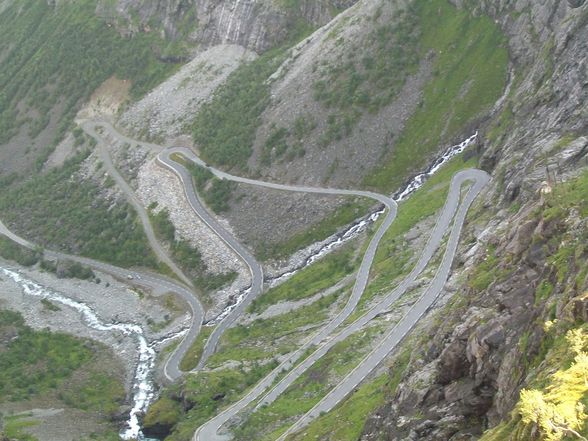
194 169 489 441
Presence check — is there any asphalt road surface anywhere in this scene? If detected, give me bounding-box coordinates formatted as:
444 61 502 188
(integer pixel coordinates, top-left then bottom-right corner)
0 118 489 441
195 170 489 441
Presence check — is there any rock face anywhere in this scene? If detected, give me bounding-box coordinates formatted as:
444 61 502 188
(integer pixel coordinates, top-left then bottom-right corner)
360 1 588 439
97 0 359 53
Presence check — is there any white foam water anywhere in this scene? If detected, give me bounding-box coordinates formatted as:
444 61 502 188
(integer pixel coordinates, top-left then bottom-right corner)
0 266 156 440
394 132 478 202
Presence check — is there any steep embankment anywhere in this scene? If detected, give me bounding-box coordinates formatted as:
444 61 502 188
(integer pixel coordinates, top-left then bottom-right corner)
0 0 178 176
167 0 509 257
347 1 588 440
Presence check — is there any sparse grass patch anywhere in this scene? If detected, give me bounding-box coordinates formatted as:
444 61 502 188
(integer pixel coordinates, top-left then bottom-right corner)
232 325 384 440
210 290 346 367
287 374 389 441
1 415 39 441
155 362 279 441
312 6 420 147
249 244 357 314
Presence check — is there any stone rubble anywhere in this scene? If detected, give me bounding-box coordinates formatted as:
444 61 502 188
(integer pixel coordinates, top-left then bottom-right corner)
136 159 251 320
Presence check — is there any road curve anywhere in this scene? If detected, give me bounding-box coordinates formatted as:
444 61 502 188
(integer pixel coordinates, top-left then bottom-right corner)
0 219 203 382
277 169 489 440
195 169 489 441
80 121 193 288
157 147 397 369
156 151 265 369
71 120 397 378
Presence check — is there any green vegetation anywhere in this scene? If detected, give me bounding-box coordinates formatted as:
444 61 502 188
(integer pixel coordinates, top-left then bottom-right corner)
313 7 420 146
362 153 478 308
148 205 236 292
150 362 279 441
287 375 389 441
0 151 157 268
0 310 124 414
480 325 588 441
260 116 314 165
0 236 96 281
1 415 39 441
478 170 588 441
179 326 213 371
0 309 93 401
0 237 42 267
143 396 183 434
364 0 508 191
59 369 125 415
0 0 178 169
249 244 357 313
191 48 287 169
535 280 555 304
210 290 345 367
287 345 411 441
469 245 501 291
233 325 384 440
256 197 372 261
186 161 236 214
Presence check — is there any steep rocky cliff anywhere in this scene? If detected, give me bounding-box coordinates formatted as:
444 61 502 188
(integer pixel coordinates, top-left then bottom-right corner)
97 0 359 53
360 1 588 439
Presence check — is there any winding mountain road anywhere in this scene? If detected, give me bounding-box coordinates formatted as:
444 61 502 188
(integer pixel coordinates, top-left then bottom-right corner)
1 117 488 441
277 169 489 440
79 121 489 441
194 169 489 441
81 121 193 288
158 147 397 369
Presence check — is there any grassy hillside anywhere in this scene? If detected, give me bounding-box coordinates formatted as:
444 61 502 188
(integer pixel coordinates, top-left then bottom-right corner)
0 0 177 172
364 0 508 191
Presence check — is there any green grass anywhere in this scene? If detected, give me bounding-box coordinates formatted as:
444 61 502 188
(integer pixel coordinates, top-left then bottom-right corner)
152 362 279 441
179 326 213 371
184 161 236 214
287 374 388 441
1 415 39 441
256 197 373 261
210 290 346 367
0 0 178 169
287 345 412 441
249 243 357 314
363 0 508 191
0 151 157 268
0 310 124 415
232 325 384 440
191 48 288 170
0 236 42 267
0 310 94 402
